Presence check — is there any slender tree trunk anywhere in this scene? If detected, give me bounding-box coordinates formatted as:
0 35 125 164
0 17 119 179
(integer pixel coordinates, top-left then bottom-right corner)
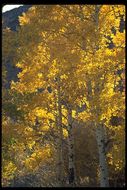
67 107 76 187
56 76 64 187
86 77 109 187
93 5 109 187
96 124 109 187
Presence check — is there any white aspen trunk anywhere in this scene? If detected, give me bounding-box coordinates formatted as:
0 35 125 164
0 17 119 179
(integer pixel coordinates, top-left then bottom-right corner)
94 5 109 187
67 107 76 187
56 77 64 187
96 124 109 187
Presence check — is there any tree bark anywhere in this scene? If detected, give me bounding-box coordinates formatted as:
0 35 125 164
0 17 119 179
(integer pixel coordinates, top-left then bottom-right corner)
56 76 64 187
93 5 109 187
96 124 109 187
67 107 76 187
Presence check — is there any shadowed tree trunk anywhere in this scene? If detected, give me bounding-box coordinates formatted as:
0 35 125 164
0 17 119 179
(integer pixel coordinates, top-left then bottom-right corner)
67 107 76 187
56 76 64 187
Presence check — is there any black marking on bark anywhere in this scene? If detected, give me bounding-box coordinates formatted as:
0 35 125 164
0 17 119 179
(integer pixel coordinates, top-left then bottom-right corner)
69 168 75 184
70 154 74 160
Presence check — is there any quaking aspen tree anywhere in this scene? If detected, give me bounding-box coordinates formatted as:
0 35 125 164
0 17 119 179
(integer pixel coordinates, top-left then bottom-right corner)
2 5 125 187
